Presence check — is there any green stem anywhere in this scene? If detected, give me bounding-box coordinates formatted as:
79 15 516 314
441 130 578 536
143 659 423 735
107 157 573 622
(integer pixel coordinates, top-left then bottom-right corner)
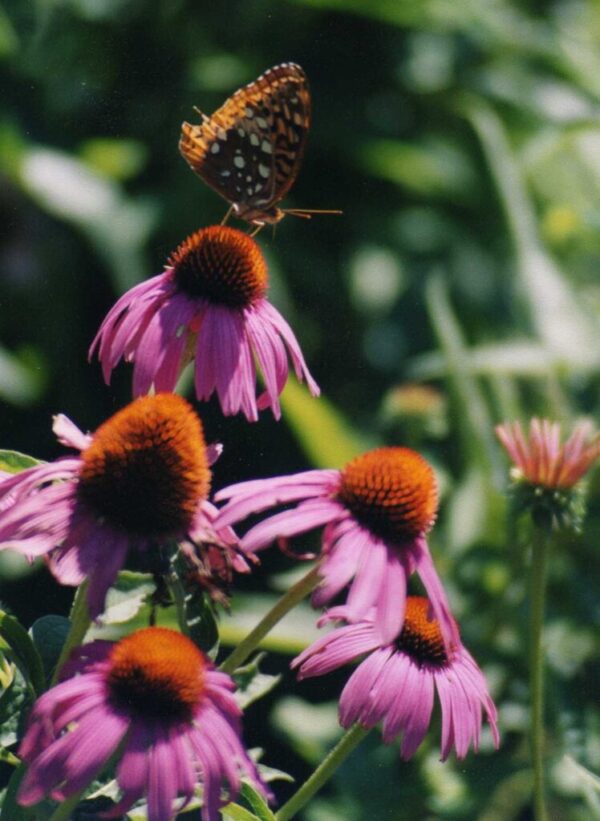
220 565 321 675
530 524 550 821
51 582 91 686
276 724 370 821
48 788 87 821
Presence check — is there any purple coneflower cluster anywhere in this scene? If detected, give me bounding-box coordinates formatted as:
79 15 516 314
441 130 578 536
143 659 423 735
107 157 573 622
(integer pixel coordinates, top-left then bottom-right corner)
0 221 508 820
215 444 499 759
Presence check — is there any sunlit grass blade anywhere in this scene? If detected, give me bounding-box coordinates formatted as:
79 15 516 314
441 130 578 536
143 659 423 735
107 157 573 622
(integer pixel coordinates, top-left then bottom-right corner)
280 375 373 469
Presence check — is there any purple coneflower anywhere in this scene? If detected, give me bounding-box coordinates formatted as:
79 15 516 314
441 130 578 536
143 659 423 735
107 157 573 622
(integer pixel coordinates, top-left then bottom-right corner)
18 627 269 820
495 418 599 489
0 394 249 618
216 447 460 654
292 597 499 761
90 225 319 421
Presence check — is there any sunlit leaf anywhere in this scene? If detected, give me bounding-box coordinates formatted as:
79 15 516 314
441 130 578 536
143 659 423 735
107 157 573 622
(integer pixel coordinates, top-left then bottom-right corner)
221 593 321 656
19 146 157 292
0 450 41 475
271 697 341 765
79 138 148 181
281 376 371 469
98 571 156 626
464 99 600 369
360 138 475 198
0 611 45 696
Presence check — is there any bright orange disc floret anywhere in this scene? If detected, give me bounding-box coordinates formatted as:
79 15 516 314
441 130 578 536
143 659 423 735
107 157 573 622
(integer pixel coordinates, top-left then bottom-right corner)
338 446 438 543
396 596 448 666
107 627 207 720
78 394 210 538
168 225 268 308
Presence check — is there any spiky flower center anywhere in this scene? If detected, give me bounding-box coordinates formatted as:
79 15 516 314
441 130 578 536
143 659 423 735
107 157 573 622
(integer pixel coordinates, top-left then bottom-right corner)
78 394 210 538
107 627 207 720
168 225 268 308
395 596 447 666
337 447 438 543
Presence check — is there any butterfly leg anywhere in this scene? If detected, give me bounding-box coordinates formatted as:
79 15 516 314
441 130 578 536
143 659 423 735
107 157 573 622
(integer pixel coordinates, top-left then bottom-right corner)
221 205 234 226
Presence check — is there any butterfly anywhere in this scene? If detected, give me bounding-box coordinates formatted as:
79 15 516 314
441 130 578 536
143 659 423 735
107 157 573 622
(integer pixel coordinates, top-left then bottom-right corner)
179 62 340 230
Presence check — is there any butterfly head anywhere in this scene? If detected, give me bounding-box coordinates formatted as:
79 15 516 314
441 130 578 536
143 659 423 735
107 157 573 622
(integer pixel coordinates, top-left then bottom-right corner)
232 202 285 226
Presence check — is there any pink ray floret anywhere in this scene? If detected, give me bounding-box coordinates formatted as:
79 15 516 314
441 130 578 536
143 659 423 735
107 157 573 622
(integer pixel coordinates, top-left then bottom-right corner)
215 452 461 657
496 418 600 488
0 409 247 620
17 632 269 821
292 601 499 761
89 226 319 422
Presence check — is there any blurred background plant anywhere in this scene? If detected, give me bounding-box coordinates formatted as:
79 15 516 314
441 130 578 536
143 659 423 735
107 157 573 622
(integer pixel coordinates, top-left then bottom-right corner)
0 0 599 818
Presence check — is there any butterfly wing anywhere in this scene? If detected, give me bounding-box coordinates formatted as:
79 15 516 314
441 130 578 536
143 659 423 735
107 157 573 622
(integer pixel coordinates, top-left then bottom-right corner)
179 63 311 222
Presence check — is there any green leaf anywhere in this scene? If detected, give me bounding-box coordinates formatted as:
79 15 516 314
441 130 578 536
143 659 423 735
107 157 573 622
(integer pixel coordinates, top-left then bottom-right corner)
424 275 499 478
0 664 29 748
18 146 157 292
79 138 148 181
281 375 371 469
0 346 45 407
0 449 41 475
237 784 275 821
30 616 71 682
238 782 276 821
360 138 475 198
464 98 600 369
0 611 45 695
221 804 262 821
221 593 321 656
171 556 220 657
271 698 342 765
232 653 281 710
182 588 220 658
99 571 156 626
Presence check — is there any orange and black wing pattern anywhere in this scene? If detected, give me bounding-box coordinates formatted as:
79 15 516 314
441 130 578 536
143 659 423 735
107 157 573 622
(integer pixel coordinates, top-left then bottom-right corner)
179 63 311 223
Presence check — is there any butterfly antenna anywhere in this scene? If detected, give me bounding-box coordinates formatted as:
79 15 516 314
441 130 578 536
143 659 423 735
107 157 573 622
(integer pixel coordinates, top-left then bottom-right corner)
283 208 343 219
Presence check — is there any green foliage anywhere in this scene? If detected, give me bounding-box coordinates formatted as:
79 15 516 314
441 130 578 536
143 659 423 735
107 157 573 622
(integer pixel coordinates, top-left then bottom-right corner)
29 615 70 683
0 0 599 818
0 450 41 474
232 653 281 710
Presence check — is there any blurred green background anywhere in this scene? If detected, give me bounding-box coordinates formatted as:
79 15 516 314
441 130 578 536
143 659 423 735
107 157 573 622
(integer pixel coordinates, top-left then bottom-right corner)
1 0 599 818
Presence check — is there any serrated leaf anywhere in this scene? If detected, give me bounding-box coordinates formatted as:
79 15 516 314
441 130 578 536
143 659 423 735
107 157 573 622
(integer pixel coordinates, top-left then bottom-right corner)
0 611 45 695
233 654 281 710
30 615 71 682
99 572 155 626
0 449 41 475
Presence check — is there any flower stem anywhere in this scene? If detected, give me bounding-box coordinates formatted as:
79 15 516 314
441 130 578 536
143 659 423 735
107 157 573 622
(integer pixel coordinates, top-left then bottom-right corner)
529 524 550 821
48 788 87 821
276 724 370 821
51 582 91 686
219 565 321 674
